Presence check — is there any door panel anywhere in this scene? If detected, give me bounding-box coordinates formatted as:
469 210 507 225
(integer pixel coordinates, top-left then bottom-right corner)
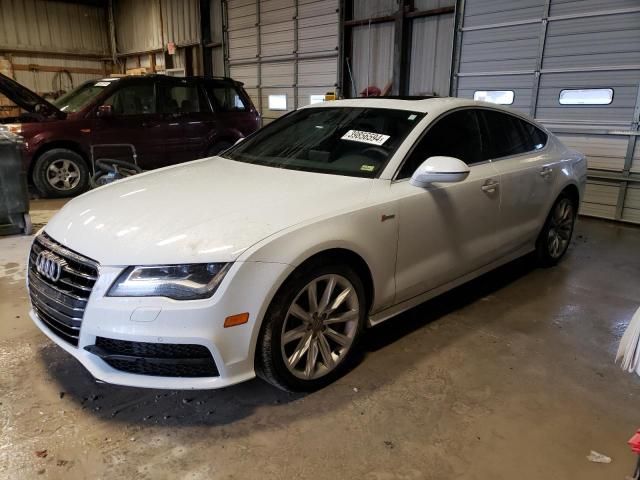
392 108 502 304
158 80 216 166
477 109 553 251
393 163 502 303
90 82 164 170
491 154 554 250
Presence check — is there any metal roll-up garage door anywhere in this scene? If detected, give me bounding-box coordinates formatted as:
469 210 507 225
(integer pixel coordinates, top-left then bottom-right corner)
452 0 640 223
225 0 340 125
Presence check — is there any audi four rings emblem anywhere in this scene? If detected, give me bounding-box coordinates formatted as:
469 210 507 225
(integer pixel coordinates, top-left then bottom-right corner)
35 251 67 282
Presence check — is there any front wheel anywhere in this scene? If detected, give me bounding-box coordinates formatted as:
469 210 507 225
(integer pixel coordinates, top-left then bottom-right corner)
536 194 577 266
256 261 366 392
32 148 89 198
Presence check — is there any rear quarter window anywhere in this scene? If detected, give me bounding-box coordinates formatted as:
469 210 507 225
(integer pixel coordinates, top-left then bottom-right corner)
206 84 249 112
479 109 547 160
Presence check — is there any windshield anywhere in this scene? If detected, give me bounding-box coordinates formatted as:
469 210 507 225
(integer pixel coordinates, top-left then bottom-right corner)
222 107 425 178
53 79 116 113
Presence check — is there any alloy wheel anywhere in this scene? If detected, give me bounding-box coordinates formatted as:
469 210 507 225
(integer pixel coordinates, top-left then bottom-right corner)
47 159 81 191
281 274 360 380
547 198 574 259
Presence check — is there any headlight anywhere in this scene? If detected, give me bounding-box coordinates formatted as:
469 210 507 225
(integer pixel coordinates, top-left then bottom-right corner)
108 263 231 300
6 124 22 135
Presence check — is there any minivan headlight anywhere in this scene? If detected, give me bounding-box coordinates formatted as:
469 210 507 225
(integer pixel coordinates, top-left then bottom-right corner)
108 263 231 300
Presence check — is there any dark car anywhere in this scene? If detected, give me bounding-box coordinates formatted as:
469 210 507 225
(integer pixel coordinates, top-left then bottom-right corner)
0 73 260 197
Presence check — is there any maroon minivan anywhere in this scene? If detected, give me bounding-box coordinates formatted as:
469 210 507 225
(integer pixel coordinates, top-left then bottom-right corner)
0 73 260 197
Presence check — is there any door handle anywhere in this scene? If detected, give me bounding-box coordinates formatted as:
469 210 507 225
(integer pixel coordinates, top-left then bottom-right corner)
539 166 553 178
481 180 499 193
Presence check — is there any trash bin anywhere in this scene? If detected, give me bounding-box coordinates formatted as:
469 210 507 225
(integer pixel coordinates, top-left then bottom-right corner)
0 126 32 236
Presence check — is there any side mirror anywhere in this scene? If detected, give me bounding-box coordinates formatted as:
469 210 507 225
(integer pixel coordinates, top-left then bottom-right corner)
410 156 470 188
96 104 113 118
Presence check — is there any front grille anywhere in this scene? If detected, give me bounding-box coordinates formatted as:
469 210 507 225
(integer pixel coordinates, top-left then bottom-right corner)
85 337 219 377
28 233 98 346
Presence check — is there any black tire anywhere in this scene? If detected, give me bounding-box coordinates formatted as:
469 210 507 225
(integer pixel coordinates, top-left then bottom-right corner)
206 141 234 156
536 193 577 267
33 148 89 198
256 259 367 392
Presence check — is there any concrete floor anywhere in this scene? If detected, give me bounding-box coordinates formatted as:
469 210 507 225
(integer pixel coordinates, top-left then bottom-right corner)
1 199 639 480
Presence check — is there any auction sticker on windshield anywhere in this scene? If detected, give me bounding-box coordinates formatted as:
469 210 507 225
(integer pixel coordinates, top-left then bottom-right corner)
341 130 390 146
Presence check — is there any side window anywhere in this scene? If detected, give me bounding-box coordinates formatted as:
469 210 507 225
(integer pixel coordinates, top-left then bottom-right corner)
520 121 548 151
479 110 546 160
207 85 248 112
103 84 155 116
159 82 208 114
398 109 483 179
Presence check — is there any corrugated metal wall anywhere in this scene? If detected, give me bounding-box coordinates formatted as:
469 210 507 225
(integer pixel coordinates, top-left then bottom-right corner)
0 0 110 95
113 0 200 74
226 0 340 124
0 0 109 55
114 0 163 54
453 0 640 224
409 0 454 96
349 0 454 97
350 22 395 95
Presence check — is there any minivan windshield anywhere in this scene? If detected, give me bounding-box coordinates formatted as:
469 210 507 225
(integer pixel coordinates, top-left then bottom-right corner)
53 79 117 113
222 107 424 178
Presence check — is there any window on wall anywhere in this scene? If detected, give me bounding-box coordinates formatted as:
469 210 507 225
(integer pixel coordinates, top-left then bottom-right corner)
473 90 514 105
559 88 614 105
309 95 325 105
268 94 287 110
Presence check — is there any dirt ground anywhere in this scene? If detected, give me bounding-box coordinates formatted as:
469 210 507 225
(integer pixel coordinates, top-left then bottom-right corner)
1 200 639 479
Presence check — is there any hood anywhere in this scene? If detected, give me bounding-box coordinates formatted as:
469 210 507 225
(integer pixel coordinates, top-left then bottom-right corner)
45 158 374 265
0 73 64 119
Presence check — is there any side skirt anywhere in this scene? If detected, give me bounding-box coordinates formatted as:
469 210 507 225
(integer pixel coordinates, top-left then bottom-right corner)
368 245 535 327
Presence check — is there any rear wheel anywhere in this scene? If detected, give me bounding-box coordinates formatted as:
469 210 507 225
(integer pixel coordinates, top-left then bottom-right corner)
256 261 366 392
33 148 89 198
536 194 576 266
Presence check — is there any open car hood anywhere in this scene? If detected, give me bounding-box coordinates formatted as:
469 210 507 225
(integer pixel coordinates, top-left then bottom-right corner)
0 72 65 118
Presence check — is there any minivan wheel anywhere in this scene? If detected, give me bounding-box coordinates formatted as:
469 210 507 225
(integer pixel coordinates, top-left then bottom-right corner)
256 261 366 392
33 149 89 198
536 194 576 266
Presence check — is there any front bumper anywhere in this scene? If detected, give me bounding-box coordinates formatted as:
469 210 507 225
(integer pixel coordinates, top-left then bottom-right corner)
30 260 293 389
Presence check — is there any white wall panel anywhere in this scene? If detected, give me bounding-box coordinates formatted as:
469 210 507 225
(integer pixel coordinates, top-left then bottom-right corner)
114 0 163 54
463 0 545 28
161 0 201 47
0 0 109 55
556 134 629 172
459 24 540 74
409 10 454 96
351 22 394 96
454 0 640 223
225 0 339 117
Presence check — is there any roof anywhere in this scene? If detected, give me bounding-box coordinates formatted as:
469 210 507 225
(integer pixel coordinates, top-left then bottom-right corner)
301 96 533 122
301 96 483 113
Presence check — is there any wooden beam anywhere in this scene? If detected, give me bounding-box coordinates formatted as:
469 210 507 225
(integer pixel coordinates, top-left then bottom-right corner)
12 64 105 75
0 46 107 59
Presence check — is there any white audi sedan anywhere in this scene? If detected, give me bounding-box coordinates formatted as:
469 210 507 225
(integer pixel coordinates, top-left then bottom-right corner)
27 97 586 392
